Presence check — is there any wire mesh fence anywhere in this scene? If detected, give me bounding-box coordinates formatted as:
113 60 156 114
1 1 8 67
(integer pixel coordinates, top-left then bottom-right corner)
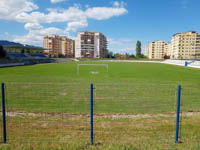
92 83 177 145
5 83 90 144
1 82 200 145
178 84 200 143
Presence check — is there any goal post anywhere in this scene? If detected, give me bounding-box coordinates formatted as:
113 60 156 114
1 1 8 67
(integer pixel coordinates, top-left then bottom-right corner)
77 64 109 75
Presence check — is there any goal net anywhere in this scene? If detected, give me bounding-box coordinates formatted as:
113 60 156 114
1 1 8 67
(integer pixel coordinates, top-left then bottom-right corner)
77 64 108 76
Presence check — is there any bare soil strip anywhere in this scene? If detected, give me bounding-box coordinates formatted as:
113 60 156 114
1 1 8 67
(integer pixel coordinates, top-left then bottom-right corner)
4 111 200 119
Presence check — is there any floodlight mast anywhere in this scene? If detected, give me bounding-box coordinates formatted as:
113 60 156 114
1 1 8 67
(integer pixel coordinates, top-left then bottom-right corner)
77 64 108 75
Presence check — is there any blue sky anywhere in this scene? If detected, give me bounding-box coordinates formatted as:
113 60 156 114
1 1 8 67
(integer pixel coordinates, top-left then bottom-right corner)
0 0 200 54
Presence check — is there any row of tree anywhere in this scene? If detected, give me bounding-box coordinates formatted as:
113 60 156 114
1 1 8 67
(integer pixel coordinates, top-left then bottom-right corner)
107 52 146 59
107 40 146 59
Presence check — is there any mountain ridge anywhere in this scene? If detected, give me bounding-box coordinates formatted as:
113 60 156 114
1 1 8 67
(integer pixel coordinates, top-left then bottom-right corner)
0 40 43 49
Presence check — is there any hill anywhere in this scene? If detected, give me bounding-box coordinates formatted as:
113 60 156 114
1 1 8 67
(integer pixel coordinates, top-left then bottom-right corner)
0 40 23 47
0 40 43 49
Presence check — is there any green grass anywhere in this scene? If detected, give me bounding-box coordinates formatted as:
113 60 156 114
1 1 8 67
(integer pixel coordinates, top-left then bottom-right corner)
0 61 200 149
0 62 200 83
0 114 199 150
0 62 200 113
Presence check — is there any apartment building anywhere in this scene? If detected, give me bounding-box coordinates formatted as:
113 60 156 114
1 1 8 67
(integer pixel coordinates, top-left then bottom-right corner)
43 35 61 55
145 43 149 58
75 31 107 58
145 40 165 59
145 31 200 60
164 42 171 58
60 37 75 57
171 31 200 59
43 35 74 57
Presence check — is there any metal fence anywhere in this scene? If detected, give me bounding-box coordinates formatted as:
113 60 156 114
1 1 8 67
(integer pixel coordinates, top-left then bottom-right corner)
0 82 199 145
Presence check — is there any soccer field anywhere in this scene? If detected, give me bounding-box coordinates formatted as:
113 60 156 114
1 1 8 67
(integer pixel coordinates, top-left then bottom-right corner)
1 61 200 113
1 61 200 84
0 62 200 150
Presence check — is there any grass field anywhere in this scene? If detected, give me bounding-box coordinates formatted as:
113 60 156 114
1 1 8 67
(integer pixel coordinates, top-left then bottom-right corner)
1 61 200 84
0 61 200 149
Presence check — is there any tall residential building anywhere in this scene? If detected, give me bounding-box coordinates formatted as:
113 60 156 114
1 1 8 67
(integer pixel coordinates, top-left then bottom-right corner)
164 42 171 58
170 31 200 59
145 43 149 58
60 36 75 57
43 35 75 57
43 35 61 55
145 31 200 60
75 31 107 58
145 40 165 59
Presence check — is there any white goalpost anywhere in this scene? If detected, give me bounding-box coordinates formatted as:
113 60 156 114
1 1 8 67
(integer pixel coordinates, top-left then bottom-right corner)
77 64 109 75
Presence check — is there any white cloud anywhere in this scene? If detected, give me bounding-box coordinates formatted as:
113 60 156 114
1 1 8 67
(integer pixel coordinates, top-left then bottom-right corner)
0 0 38 20
24 23 43 30
39 27 65 35
0 0 127 25
113 1 120 7
51 0 67 4
108 38 138 54
0 0 128 46
86 7 128 20
46 7 85 23
112 1 126 8
15 5 128 24
14 25 67 46
15 6 86 24
16 12 46 23
66 19 88 32
6 1 127 24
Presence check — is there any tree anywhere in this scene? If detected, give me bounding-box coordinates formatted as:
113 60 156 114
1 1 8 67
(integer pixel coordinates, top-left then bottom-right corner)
107 51 114 58
136 41 142 57
114 53 120 58
125 53 130 59
0 45 7 58
164 55 170 59
58 53 64 58
129 54 135 58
